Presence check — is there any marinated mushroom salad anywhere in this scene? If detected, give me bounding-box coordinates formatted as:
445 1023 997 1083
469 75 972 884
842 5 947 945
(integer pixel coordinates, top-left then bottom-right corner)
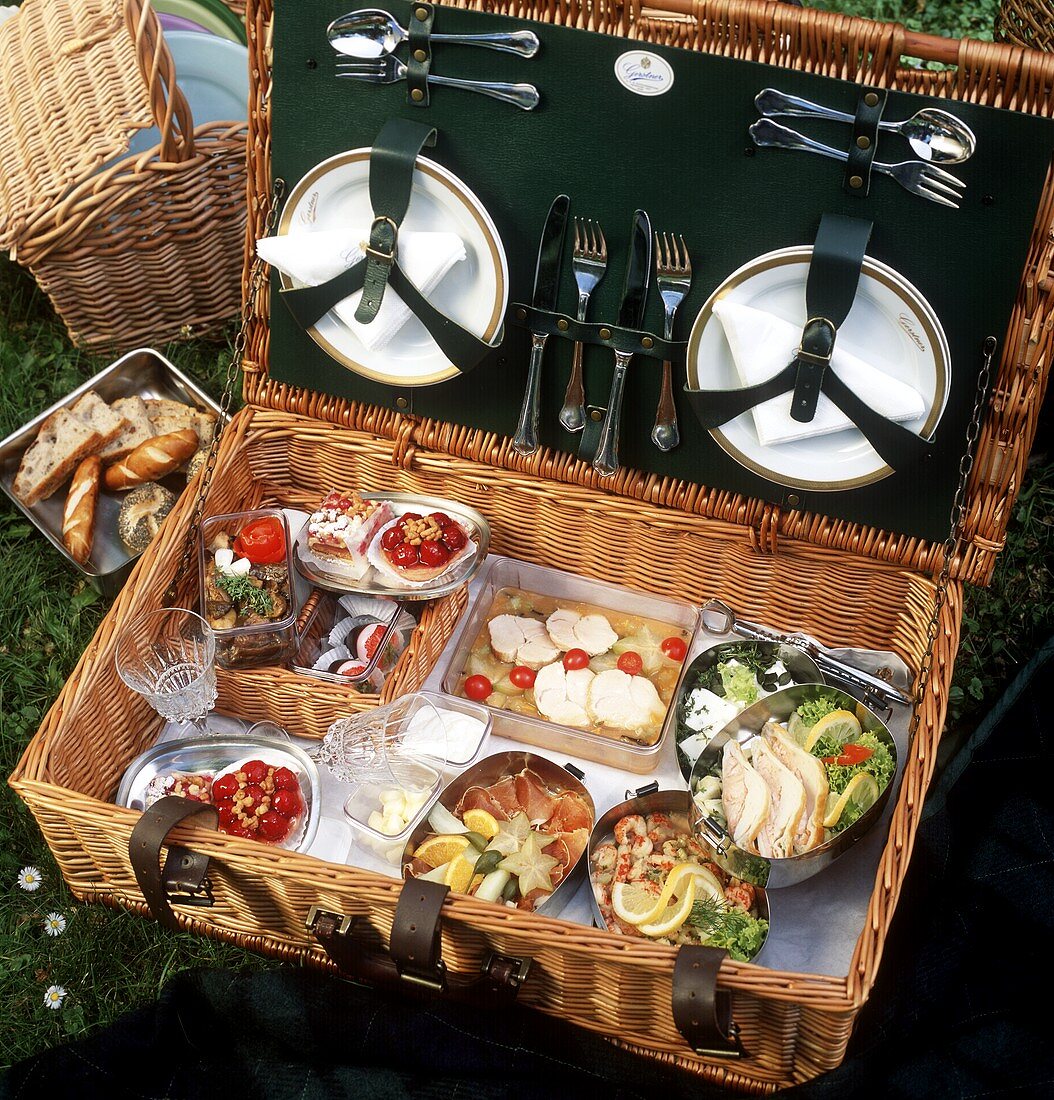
693 692 896 858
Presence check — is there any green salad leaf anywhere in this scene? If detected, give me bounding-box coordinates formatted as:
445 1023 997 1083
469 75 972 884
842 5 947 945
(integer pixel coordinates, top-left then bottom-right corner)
690 644 793 701
686 898 769 962
796 691 842 728
719 661 761 706
820 731 895 797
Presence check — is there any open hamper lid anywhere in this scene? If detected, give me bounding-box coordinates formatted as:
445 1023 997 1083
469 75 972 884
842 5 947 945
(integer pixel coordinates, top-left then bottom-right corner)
239 0 1054 589
0 0 196 255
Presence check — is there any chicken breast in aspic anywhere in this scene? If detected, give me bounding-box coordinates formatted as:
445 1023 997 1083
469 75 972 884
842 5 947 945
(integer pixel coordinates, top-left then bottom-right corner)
533 661 595 728
769 730 829 852
545 609 618 657
585 669 666 733
721 741 769 852
487 615 561 669
752 738 806 859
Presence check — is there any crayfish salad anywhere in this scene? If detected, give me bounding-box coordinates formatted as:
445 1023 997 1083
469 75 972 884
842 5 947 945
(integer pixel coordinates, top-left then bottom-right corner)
591 809 768 961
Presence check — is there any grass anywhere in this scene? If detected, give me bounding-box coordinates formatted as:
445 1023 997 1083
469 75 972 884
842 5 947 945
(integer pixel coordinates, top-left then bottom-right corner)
0 0 1046 1071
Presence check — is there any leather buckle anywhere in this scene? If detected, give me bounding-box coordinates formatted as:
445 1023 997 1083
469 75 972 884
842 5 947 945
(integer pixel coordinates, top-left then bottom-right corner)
364 215 399 265
795 316 836 364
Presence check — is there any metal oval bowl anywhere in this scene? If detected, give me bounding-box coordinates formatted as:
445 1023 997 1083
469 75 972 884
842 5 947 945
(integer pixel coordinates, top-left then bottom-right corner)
675 640 823 781
586 788 771 962
688 684 898 889
116 734 322 853
401 750 595 918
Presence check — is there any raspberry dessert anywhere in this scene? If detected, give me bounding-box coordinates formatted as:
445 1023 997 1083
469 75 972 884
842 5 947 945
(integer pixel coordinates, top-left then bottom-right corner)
306 490 394 581
210 759 304 844
374 511 471 582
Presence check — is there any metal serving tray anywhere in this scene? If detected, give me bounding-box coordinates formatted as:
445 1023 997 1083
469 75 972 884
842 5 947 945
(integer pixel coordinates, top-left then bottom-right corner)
0 348 224 596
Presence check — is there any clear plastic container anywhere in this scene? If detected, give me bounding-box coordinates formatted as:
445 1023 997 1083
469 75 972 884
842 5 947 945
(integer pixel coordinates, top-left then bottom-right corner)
437 557 700 774
318 692 492 864
198 508 298 670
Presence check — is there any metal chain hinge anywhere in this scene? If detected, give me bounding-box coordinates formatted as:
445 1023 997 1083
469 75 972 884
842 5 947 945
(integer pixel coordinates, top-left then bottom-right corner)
164 179 286 606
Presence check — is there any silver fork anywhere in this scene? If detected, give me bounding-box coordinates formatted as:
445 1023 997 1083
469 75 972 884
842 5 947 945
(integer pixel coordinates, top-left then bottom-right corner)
559 218 607 433
749 119 966 208
336 55 539 111
652 233 691 452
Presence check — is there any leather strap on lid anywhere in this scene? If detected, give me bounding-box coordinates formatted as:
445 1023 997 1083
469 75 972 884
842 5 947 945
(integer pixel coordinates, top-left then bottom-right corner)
671 945 742 1058
844 86 888 198
129 795 219 929
406 4 434 108
391 877 448 990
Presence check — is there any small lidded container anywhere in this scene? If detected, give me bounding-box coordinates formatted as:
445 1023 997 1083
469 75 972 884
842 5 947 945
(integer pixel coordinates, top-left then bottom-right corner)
198 507 297 670
317 692 491 864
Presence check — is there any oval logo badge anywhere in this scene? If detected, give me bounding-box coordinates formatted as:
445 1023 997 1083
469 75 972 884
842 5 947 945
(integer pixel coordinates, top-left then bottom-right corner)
614 51 674 97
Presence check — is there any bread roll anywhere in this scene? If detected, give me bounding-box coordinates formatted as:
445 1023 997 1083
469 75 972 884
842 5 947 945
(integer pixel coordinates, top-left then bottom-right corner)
118 483 178 554
103 429 198 491
62 455 101 565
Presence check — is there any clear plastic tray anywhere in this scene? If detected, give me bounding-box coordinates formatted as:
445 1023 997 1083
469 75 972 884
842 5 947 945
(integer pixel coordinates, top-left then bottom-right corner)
436 557 700 774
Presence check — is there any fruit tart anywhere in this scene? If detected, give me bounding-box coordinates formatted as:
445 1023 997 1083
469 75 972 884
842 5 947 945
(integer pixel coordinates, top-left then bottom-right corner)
306 490 394 581
369 510 473 585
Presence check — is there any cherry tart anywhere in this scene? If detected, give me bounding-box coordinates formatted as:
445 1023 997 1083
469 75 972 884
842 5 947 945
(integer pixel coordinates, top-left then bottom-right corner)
377 511 469 582
210 759 304 844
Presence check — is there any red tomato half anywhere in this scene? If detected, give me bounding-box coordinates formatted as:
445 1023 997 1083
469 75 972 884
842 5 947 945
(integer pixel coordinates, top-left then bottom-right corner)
660 636 688 662
822 743 874 767
464 675 492 701
509 666 536 689
233 517 286 564
617 652 643 676
563 649 590 671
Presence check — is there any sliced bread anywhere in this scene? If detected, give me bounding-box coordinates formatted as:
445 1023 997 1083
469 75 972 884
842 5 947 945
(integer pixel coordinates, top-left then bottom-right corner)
99 396 155 464
12 408 103 506
69 391 128 449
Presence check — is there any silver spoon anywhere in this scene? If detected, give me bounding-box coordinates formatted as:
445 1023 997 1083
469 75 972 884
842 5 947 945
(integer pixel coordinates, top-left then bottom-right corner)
328 9 540 59
755 88 977 165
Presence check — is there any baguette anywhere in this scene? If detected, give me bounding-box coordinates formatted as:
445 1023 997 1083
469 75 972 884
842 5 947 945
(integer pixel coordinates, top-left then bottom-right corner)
103 429 198 491
62 455 101 565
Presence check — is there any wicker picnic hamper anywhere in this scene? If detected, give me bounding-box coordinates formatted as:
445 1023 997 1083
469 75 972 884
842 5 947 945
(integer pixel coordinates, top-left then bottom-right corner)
11 0 1054 1091
0 0 247 349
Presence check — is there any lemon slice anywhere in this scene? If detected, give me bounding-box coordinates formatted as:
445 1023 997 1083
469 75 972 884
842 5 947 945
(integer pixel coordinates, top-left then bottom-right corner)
639 876 696 938
804 710 863 752
444 852 477 894
668 862 726 905
822 772 881 829
462 809 500 840
414 833 471 868
611 882 665 925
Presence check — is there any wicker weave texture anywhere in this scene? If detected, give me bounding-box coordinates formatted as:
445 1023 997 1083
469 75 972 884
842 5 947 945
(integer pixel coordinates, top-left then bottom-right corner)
997 0 1054 51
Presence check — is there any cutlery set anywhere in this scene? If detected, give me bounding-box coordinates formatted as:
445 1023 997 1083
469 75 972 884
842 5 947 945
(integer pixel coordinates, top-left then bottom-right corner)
513 200 692 476
750 87 976 208
329 7 540 110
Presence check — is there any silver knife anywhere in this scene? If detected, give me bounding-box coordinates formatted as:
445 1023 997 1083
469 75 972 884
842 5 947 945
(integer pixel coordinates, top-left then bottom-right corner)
512 195 570 455
594 210 652 477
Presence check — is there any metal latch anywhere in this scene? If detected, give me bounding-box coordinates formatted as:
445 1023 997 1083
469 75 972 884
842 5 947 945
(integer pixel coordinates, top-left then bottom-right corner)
481 952 532 991
305 905 353 936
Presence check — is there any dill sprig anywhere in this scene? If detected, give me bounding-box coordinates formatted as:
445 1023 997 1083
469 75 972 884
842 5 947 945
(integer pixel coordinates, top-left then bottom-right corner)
216 573 274 616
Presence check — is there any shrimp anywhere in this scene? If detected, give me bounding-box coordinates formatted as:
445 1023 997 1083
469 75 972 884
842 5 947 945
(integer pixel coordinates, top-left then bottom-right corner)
593 843 617 873
613 814 647 847
646 852 677 874
724 882 756 913
629 833 653 859
593 880 611 908
645 812 675 843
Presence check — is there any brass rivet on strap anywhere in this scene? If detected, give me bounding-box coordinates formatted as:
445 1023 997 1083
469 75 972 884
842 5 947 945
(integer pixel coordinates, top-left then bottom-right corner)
515 308 527 321
642 336 653 349
590 409 603 422
414 48 427 62
396 396 408 409
557 319 569 331
415 6 429 19
411 88 425 102
787 493 801 507
849 175 863 189
856 135 871 150
599 327 611 340
864 91 879 107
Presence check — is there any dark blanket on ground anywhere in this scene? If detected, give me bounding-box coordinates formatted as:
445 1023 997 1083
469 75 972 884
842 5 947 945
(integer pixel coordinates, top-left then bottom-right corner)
5 639 1050 1099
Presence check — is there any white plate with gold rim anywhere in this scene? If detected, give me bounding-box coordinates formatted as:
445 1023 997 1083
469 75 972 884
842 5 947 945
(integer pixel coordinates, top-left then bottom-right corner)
277 149 507 386
686 246 950 491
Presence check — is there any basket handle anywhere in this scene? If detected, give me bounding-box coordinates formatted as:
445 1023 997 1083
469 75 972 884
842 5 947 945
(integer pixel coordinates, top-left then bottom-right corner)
129 796 219 928
308 880 531 1001
124 0 196 162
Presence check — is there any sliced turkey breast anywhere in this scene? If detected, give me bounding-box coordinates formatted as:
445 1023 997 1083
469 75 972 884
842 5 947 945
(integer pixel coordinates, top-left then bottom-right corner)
533 661 594 728
545 609 618 656
721 741 770 851
585 669 666 732
752 737 806 858
487 615 561 669
769 730 829 852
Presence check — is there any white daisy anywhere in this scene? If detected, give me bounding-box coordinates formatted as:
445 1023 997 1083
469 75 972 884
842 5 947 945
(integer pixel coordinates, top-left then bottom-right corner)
43 912 67 937
17 866 43 892
43 985 66 1010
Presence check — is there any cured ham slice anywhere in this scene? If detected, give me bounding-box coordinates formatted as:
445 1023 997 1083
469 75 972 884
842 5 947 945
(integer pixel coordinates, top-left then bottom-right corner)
456 786 508 821
487 776 523 818
721 741 770 851
543 836 571 884
586 669 666 732
752 738 806 859
487 615 560 669
533 661 594 728
545 609 618 656
769 730 829 852
546 793 592 833
515 768 558 824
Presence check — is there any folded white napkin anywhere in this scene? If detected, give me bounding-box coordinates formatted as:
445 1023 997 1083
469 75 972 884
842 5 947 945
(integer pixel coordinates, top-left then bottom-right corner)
712 299 926 447
257 228 466 352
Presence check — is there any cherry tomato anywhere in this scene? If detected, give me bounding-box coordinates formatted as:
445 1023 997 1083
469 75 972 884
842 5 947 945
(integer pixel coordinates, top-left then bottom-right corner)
212 774 238 801
822 744 874 767
380 526 404 551
272 788 301 817
429 512 452 527
509 665 537 689
232 517 286 564
259 811 291 842
464 674 493 701
441 525 467 551
563 649 590 671
617 651 643 676
418 540 451 567
390 542 419 569
272 767 297 790
660 636 688 662
242 760 268 784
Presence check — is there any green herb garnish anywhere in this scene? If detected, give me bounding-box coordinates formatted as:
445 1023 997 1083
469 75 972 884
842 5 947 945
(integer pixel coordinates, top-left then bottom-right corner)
685 896 769 962
216 573 274 616
691 644 792 700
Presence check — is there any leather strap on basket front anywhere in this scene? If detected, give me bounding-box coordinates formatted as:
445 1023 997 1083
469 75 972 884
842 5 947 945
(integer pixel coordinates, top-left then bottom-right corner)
672 945 741 1058
391 877 448 989
129 796 219 929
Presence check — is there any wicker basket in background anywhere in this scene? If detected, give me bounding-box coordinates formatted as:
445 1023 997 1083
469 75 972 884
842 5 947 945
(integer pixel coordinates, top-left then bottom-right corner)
997 0 1054 51
0 0 247 350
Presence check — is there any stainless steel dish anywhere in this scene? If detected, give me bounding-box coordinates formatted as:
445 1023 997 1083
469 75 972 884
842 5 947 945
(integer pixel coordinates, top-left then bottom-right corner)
688 684 898 889
0 348 226 596
401 750 595 919
586 788 770 962
116 734 322 854
675 640 822 781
